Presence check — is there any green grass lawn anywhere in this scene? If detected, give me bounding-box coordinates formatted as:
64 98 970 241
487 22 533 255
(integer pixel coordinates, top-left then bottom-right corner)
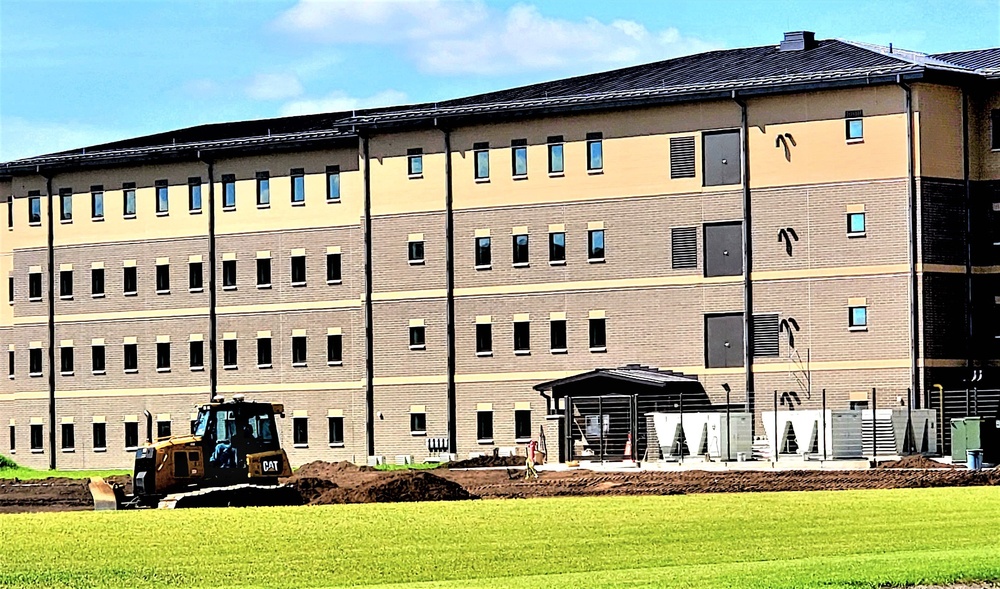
1 487 999 589
0 454 128 480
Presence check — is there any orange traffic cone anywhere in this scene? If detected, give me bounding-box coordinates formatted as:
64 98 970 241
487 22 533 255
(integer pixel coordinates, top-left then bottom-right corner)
624 432 633 460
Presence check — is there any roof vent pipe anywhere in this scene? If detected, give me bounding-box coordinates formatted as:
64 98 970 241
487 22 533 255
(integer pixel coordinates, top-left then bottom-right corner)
778 31 817 52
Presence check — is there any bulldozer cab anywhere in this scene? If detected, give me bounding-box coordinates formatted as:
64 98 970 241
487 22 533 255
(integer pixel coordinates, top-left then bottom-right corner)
198 401 282 483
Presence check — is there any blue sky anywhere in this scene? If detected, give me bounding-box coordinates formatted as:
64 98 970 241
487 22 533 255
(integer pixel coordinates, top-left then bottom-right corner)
1 0 998 162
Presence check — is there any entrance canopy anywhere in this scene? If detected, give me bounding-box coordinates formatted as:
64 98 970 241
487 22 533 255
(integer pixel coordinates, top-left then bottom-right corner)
535 364 710 404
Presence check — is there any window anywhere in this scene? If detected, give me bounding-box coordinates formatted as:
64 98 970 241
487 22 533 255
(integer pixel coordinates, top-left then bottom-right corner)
703 131 741 186
188 177 202 212
327 333 342 365
156 342 170 372
326 165 340 202
671 227 698 269
91 186 104 219
291 168 305 204
256 257 271 288
589 317 607 351
849 305 868 330
670 136 696 179
512 233 529 266
61 423 75 451
59 269 73 299
157 420 171 440
410 412 426 435
28 272 42 301
511 139 528 177
8 424 14 452
222 260 236 290
59 188 72 222
7 276 11 305
846 110 864 141
550 319 567 353
477 410 493 442
124 422 139 450
223 339 237 369
156 264 170 293
475 236 492 268
752 314 779 357
31 424 43 452
6 198 12 229
476 323 492 356
705 313 744 368
93 423 107 451
549 232 565 264
190 340 204 370
515 409 531 441
293 417 308 446
587 132 603 171
329 416 344 445
256 171 270 207
474 142 490 180
588 229 605 261
60 346 74 375
7 350 13 379
124 343 138 373
703 222 743 277
189 261 203 291
408 239 425 265
92 344 106 374
123 266 137 295
407 148 423 177
993 109 1000 150
91 268 105 297
291 255 306 285
409 325 426 350
28 194 41 225
547 135 564 174
326 253 342 284
848 212 866 236
257 336 272 368
155 180 169 214
292 335 307 366
514 320 530 354
222 174 236 209
123 182 137 217
29 348 42 376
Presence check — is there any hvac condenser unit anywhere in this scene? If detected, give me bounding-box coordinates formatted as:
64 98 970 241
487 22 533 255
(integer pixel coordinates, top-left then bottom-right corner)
762 410 863 459
648 412 752 460
862 408 937 455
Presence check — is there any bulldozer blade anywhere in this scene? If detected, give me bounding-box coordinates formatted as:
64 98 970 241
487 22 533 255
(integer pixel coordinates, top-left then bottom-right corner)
159 483 302 509
88 477 119 511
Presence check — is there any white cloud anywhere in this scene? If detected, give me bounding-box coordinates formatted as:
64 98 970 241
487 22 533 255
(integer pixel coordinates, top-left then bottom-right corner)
273 1 718 76
245 72 305 101
0 117 131 162
279 89 409 117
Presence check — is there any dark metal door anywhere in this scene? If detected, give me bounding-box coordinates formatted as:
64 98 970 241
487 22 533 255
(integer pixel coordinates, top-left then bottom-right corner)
704 222 743 277
706 313 745 368
703 131 741 186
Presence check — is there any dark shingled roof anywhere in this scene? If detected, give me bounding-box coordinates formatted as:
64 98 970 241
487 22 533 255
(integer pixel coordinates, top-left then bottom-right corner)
534 365 700 392
932 48 1000 76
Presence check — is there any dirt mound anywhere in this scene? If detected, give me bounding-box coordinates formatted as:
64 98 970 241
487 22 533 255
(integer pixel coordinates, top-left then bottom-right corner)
448 455 525 469
0 477 94 513
876 455 959 469
293 477 341 504
294 460 374 479
340 471 475 504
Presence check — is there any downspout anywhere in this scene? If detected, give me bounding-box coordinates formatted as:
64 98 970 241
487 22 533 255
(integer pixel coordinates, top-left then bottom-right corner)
362 134 375 457
439 124 457 455
732 91 754 410
44 172 56 469
961 89 973 380
201 155 218 401
898 77 921 398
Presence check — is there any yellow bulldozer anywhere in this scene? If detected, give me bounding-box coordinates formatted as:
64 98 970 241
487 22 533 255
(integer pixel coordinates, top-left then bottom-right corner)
91 396 296 509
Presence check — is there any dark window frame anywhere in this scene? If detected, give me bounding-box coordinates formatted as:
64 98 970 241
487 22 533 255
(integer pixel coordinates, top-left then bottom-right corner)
31 423 44 451
222 260 237 289
408 240 425 265
92 344 106 374
513 321 530 354
328 416 344 445
93 422 107 450
189 340 204 370
257 337 272 368
409 325 426 350
511 138 528 177
587 229 605 262
327 333 343 365
514 409 531 441
475 236 492 268
123 343 138 373
474 142 490 180
476 410 494 442
61 423 75 451
407 148 423 177
293 417 309 446
290 168 305 204
550 319 567 353
849 305 868 330
189 261 204 292
256 171 270 207
155 264 170 293
59 269 73 299
91 268 105 297
256 257 272 288
847 211 867 236
59 188 73 222
91 186 104 220
123 183 137 218
326 165 341 202
410 412 426 435
290 255 307 286
291 336 307 366
28 194 41 225
156 342 171 372
326 253 342 284
223 339 238 369
124 422 139 450
155 180 169 214
123 266 138 296
188 177 202 212
29 348 43 376
28 272 42 301
60 346 74 375
586 132 603 171
475 323 493 356
512 233 529 266
589 317 607 351
222 174 237 210
547 135 564 174
549 232 566 264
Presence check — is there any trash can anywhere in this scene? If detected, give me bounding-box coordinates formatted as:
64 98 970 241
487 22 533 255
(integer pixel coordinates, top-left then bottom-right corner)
967 449 983 471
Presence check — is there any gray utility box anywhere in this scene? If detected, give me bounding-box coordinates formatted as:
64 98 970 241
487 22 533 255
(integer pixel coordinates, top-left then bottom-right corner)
950 417 1000 465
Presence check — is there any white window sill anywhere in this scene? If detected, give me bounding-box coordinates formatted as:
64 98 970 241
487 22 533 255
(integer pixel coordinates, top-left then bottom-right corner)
328 443 344 448
92 370 106 376
124 291 137 297
409 345 426 351
549 260 566 266
410 431 426 437
408 174 423 180
61 448 75 453
476 351 493 357
257 284 271 290
124 369 138 374
92 293 105 299
292 362 307 368
94 448 106 453
327 279 342 285
847 232 867 238
408 259 425 266
92 216 104 222
512 174 528 181
550 348 567 354
477 439 494 445
29 297 42 303
849 326 868 332
156 368 170 373
588 258 606 264
29 372 43 378
60 219 73 224
327 199 340 204
156 290 170 295
156 211 169 217
60 371 74 377
291 282 307 287
223 365 238 370
223 207 236 212
587 168 604 175
190 366 205 372
327 361 343 366
475 264 492 271
189 209 202 215
189 287 204 293
7 375 13 380
29 222 42 227
589 346 608 353
257 364 272 369
60 295 73 300
846 138 864 144
125 446 138 452
257 204 270 209
514 350 531 356
515 437 532 444
293 443 309 449
512 262 529 268
31 449 44 454
124 214 136 220
222 286 236 291
291 200 305 207
548 172 564 178
474 178 490 184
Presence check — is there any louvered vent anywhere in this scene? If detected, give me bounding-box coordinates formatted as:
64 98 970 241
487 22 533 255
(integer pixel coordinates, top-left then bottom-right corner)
670 136 696 179
671 227 697 269
753 314 780 357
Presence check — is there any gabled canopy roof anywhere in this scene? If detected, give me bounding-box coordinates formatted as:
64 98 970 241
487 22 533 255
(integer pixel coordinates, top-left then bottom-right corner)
535 365 707 399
